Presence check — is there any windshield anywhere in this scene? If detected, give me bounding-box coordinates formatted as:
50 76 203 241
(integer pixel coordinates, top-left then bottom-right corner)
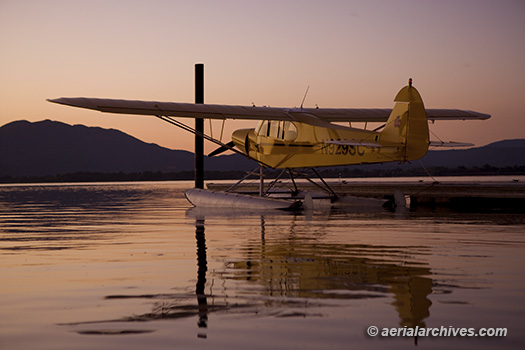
256 120 297 141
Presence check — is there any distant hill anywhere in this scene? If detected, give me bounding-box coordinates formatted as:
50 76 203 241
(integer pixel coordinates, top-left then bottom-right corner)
0 120 256 177
418 139 525 168
1 120 524 178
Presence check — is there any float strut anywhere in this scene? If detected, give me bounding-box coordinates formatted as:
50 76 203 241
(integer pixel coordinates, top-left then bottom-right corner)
259 166 264 197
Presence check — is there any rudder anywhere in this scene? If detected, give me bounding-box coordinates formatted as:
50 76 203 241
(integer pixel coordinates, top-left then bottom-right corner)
380 81 429 161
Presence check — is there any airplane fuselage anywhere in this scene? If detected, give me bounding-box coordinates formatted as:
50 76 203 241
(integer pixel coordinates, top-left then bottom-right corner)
232 123 420 169
232 84 430 169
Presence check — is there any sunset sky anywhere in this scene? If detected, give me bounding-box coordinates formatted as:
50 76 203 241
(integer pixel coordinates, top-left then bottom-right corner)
1 0 524 153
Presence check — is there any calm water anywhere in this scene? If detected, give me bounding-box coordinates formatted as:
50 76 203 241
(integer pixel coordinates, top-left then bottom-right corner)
1 181 524 349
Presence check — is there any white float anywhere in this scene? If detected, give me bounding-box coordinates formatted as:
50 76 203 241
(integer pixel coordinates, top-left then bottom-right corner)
185 188 302 210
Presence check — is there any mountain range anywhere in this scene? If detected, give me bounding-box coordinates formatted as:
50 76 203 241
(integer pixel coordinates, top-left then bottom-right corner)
1 120 524 178
0 120 257 177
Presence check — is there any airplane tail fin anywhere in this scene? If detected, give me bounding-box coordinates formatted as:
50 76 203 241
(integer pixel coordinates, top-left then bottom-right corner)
380 80 429 161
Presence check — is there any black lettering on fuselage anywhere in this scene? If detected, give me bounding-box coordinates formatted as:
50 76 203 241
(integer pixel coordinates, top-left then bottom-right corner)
320 140 368 157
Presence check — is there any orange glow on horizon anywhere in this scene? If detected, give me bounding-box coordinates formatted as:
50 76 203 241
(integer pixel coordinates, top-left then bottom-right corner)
1 0 524 152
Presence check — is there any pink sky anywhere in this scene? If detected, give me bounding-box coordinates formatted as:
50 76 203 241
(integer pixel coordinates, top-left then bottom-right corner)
1 0 524 153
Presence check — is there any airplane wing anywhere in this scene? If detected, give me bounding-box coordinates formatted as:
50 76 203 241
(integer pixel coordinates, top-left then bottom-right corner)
48 97 288 120
48 97 490 122
311 108 491 121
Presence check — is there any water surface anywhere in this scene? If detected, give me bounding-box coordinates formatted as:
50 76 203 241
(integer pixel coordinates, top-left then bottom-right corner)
1 181 524 349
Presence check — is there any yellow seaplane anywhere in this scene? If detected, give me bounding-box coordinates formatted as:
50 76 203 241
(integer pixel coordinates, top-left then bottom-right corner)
49 79 490 210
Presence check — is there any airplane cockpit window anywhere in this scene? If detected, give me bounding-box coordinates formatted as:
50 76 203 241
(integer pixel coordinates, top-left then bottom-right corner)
256 120 297 141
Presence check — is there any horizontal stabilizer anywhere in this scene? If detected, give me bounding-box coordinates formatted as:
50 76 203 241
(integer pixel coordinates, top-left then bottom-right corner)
429 141 474 147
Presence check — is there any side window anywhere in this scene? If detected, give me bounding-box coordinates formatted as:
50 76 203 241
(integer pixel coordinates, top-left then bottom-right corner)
282 121 297 141
268 121 280 138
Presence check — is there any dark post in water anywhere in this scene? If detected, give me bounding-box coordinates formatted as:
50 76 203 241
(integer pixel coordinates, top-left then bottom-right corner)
195 63 204 189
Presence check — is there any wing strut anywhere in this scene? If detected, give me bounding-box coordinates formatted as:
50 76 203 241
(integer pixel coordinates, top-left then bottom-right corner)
154 114 273 168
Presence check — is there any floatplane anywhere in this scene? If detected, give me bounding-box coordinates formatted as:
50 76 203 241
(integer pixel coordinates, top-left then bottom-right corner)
49 76 490 210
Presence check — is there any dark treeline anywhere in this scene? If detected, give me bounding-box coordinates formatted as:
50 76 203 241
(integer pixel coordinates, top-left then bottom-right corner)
0 170 250 183
1 164 524 184
320 164 525 178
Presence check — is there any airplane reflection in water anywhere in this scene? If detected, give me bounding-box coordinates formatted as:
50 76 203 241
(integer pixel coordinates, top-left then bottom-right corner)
217 216 432 329
82 212 433 338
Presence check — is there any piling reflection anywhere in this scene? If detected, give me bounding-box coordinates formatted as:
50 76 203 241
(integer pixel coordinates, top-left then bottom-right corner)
195 218 208 338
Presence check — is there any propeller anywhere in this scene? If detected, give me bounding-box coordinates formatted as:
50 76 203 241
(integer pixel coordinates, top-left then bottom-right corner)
208 141 236 157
